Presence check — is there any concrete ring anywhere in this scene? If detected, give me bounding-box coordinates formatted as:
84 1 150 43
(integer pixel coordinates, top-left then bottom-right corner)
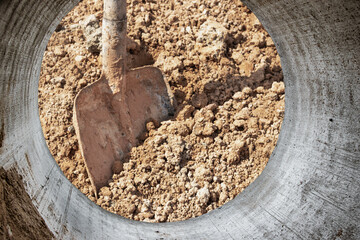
0 0 359 239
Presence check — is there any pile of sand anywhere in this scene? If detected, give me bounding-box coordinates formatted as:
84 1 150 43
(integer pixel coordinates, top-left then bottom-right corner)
38 0 284 222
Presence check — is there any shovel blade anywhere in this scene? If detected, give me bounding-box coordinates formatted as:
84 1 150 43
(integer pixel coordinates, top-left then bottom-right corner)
124 66 175 137
73 67 174 194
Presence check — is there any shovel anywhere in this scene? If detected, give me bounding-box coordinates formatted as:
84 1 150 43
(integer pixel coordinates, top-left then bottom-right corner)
73 0 174 196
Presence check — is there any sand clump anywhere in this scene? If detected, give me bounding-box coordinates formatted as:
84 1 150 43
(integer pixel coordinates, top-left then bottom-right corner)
38 0 284 222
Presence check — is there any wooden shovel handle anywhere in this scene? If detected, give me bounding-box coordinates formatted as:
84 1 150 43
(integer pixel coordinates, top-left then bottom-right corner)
102 0 127 94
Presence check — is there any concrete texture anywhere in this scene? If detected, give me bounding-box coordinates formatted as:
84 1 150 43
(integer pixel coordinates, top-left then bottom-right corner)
0 0 359 239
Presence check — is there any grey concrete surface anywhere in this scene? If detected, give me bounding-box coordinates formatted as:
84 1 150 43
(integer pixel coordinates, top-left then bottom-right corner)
0 0 359 239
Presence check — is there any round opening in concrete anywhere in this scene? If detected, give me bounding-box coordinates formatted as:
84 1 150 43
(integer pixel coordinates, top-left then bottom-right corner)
38 0 285 223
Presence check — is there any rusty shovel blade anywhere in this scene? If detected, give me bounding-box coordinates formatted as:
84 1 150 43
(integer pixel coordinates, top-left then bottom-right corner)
73 66 174 195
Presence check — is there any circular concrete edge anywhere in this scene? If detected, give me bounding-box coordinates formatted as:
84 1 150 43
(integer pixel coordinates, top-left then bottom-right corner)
0 0 359 239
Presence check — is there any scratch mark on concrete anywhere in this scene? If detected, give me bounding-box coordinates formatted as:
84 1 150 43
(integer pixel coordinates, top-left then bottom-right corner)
0 121 4 149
